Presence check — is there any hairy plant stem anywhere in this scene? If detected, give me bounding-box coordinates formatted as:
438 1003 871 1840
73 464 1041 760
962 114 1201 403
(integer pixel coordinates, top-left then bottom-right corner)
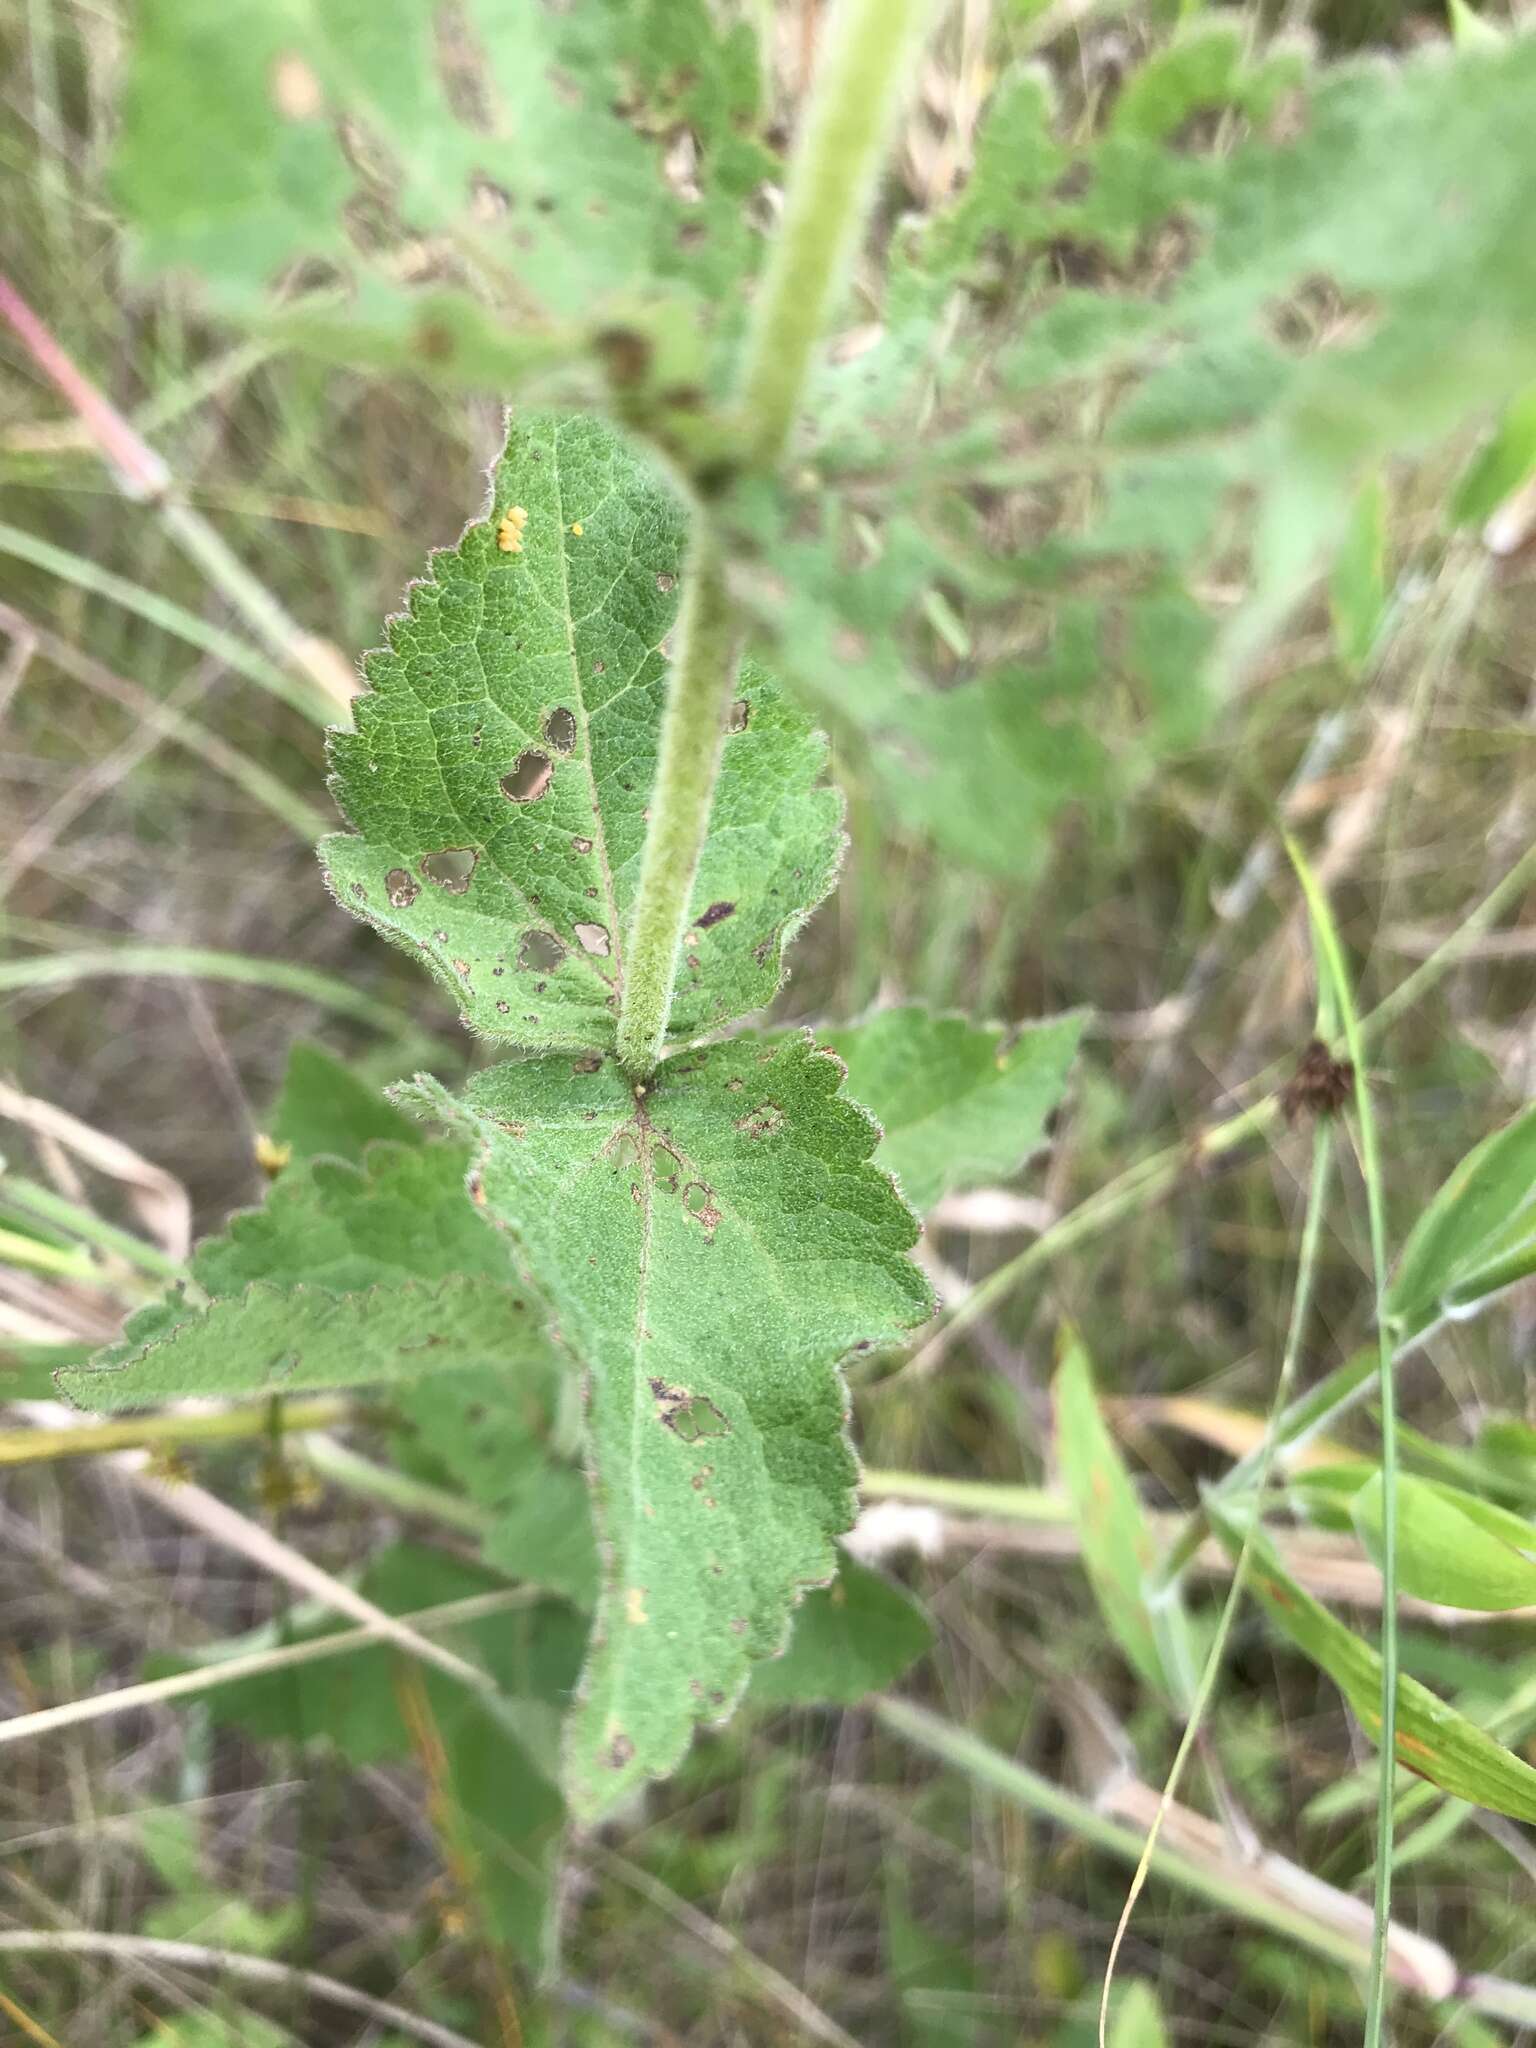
614 533 738 1076
737 0 938 469
613 0 933 1078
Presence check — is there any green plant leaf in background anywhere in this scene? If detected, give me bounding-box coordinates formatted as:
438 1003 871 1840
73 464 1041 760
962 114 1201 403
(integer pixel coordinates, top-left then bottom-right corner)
1385 1101 1536 1348
1350 1473 1536 1613
829 1006 1085 1213
113 0 772 391
395 1364 599 1608
150 1544 577 1968
1052 1332 1168 1697
58 1143 558 1409
402 1030 932 1818
323 412 842 1053
747 1550 933 1708
1329 472 1388 673
267 1038 421 1162
1207 1502 1536 1821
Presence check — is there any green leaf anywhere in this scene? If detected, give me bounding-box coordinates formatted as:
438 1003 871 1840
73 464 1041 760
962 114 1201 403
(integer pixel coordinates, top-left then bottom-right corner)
149 1544 577 1968
59 1144 558 1410
1052 1333 1167 1695
1351 1472 1536 1613
1329 472 1387 672
1207 1501 1536 1821
829 1006 1085 1213
403 1030 932 1818
395 1365 599 1608
268 1039 420 1163
1385 1102 1536 1347
1450 382 1536 528
746 1551 933 1708
1109 1982 1170 2048
114 0 771 368
323 411 842 1053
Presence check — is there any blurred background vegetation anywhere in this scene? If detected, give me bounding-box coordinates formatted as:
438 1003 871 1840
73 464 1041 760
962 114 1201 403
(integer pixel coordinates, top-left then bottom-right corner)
3 0 1536 2041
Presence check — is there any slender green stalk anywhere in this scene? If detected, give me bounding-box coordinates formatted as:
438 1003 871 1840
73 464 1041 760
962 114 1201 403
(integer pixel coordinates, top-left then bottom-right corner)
0 1172 183 1281
615 0 935 1076
299 1432 494 1536
1098 1126 1335 2045
1286 840 1398 2048
738 0 937 468
0 1398 346 1466
0 943 404 1033
0 1223 94 1280
877 1699 1425 1986
0 519 321 720
0 274 354 714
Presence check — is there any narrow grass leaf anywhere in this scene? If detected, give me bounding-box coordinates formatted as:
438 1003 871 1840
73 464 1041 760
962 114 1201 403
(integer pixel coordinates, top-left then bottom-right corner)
1207 1502 1536 1822
1385 1101 1536 1348
1053 1332 1168 1696
1351 1472 1536 1612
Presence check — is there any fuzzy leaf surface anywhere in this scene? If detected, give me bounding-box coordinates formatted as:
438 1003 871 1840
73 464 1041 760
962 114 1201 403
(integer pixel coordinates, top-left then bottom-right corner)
114 0 770 389
830 1007 1085 1213
60 1144 556 1410
324 412 841 1053
404 1031 932 1818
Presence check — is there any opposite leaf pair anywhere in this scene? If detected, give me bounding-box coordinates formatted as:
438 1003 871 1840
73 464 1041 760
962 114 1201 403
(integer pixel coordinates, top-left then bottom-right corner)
65 413 1082 1818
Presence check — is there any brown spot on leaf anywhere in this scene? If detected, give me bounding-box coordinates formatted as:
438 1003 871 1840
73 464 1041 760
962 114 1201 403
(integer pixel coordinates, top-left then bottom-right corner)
385 868 419 908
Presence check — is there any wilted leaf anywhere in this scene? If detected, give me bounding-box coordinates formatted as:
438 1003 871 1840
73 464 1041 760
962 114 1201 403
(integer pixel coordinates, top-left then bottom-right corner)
323 412 841 1052
403 1031 932 1818
830 1006 1085 1213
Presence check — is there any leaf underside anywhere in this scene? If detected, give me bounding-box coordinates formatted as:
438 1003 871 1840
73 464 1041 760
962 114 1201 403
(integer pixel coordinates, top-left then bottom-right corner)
403 1030 933 1818
323 411 842 1053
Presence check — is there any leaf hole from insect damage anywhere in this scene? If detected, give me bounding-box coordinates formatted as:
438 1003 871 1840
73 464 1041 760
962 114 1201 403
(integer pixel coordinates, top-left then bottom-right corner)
266 1353 299 1383
385 867 420 908
518 928 565 973
655 571 676 594
649 1376 730 1442
572 834 593 854
726 698 750 732
543 706 577 753
573 1055 602 1074
501 749 554 802
574 921 611 956
421 848 477 893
